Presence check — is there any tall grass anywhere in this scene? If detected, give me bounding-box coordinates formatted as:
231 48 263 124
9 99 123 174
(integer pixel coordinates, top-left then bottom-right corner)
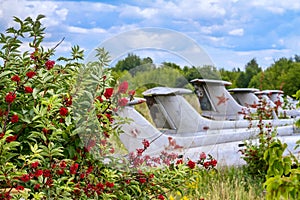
168 166 265 200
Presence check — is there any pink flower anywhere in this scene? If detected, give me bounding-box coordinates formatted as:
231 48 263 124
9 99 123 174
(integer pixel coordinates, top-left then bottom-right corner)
104 88 114 99
59 107 68 116
118 98 128 107
5 92 16 104
26 71 36 78
118 81 128 94
45 60 55 70
11 114 19 123
200 152 206 160
11 75 20 82
24 86 33 93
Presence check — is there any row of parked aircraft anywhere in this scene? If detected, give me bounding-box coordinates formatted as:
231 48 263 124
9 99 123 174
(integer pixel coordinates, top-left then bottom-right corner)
117 79 300 166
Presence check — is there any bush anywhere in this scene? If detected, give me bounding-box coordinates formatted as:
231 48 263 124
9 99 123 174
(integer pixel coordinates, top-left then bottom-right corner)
0 15 220 200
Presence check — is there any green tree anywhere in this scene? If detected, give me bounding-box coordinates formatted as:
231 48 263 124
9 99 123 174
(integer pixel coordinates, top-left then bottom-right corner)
237 58 261 88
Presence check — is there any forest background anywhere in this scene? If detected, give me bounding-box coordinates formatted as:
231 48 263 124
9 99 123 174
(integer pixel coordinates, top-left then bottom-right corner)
112 54 300 97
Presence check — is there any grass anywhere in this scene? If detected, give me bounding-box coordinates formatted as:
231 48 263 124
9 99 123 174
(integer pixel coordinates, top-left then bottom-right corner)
168 166 265 200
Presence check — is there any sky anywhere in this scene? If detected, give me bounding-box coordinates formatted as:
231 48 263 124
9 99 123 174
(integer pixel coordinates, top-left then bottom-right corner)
1 0 300 70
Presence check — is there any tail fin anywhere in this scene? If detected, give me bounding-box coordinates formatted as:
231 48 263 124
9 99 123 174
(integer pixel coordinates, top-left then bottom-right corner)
117 98 167 154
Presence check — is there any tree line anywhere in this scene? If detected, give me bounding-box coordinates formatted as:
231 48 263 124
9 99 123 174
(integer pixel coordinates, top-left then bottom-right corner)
111 53 300 96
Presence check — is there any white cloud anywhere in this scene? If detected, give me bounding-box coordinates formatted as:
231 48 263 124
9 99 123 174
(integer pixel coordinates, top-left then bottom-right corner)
250 0 300 13
67 26 106 34
119 6 158 19
228 28 244 36
0 0 68 28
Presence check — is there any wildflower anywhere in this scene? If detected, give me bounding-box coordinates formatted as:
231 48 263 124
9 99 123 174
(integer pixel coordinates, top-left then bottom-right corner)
42 128 49 134
118 98 128 107
128 90 135 96
187 160 196 169
86 139 96 152
104 88 114 99
56 169 64 175
210 159 217 167
125 179 131 184
96 96 103 103
5 92 16 104
96 182 104 191
149 174 154 179
15 185 24 191
34 184 40 190
6 135 17 143
34 169 43 177
46 178 53 187
30 51 38 60
109 147 115 154
11 75 20 82
105 182 114 188
20 174 30 182
142 139 150 148
60 160 67 169
200 152 206 160
65 96 72 106
80 173 85 179
0 132 4 139
24 86 33 93
203 161 210 168
118 81 128 94
31 161 39 168
86 166 93 174
43 169 51 177
139 177 147 184
136 148 144 156
26 71 36 78
45 60 55 70
70 163 79 174
176 159 183 165
11 114 19 123
59 107 68 116
157 194 165 200
105 113 113 122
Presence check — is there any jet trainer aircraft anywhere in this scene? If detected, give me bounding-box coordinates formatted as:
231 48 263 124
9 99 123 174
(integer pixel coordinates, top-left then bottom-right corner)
117 86 300 166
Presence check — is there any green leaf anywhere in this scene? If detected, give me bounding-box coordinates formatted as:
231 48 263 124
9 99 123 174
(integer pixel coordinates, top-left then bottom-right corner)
0 70 12 79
